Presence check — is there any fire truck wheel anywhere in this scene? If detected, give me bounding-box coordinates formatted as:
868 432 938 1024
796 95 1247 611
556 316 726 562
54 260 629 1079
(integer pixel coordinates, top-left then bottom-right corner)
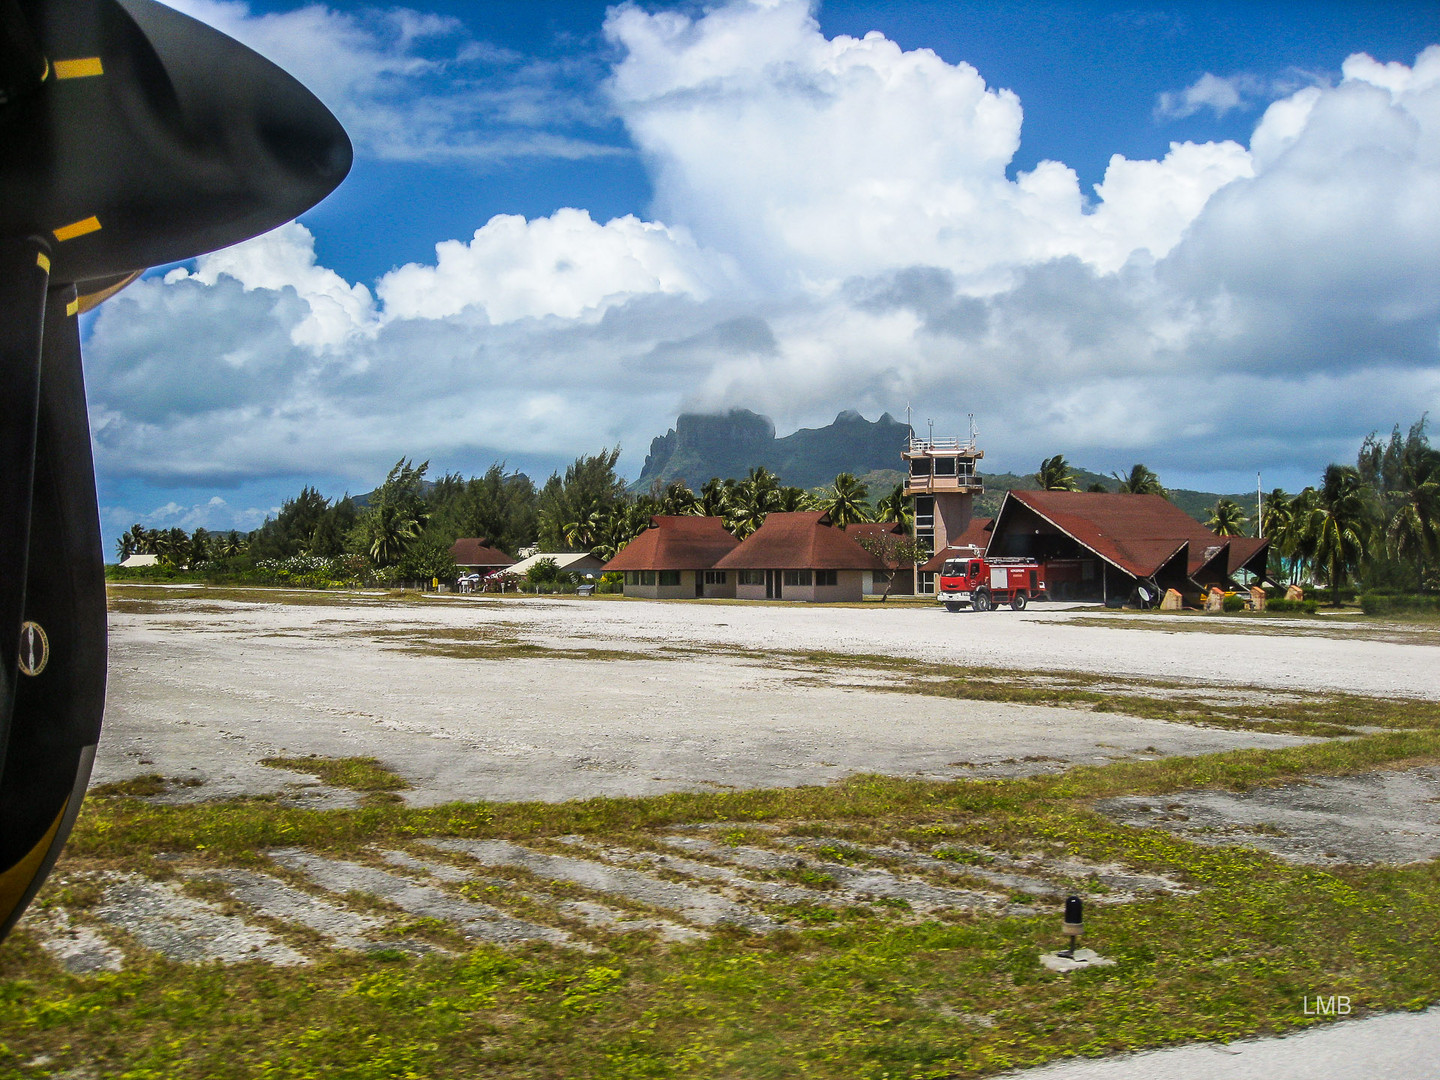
1011 592 1028 611
944 602 962 613
973 590 991 612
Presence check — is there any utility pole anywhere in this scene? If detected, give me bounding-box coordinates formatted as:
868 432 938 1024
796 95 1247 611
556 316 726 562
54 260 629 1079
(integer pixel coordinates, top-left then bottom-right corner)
1257 472 1263 539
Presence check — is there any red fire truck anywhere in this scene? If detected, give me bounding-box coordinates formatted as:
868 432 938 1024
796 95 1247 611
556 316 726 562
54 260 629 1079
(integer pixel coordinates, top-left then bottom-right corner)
937 556 1045 612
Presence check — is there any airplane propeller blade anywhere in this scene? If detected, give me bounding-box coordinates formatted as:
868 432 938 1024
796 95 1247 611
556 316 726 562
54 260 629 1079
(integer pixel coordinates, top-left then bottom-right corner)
0 0 351 942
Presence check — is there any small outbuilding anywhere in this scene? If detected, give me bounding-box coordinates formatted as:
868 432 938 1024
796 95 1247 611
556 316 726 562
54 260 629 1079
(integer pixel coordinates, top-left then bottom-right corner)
506 551 608 580
449 538 516 576
603 515 741 598
713 511 888 602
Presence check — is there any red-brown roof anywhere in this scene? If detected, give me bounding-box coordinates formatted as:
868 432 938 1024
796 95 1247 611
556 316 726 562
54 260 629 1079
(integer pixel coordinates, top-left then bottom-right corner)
714 511 889 571
998 491 1263 581
603 516 739 571
450 538 515 568
1224 535 1270 576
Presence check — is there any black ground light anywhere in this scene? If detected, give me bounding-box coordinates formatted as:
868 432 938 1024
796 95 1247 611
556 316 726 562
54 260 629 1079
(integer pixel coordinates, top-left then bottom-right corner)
0 0 351 942
1058 895 1083 958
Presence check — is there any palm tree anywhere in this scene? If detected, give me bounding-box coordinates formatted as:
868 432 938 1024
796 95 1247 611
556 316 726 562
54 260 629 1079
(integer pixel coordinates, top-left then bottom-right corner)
659 481 699 516
1207 498 1248 536
1259 489 1294 582
875 483 913 528
115 526 142 561
219 531 248 559
1036 454 1079 491
1385 447 1440 591
820 473 871 526
775 487 816 512
1281 487 1321 586
366 503 422 566
1112 464 1166 496
152 527 189 569
698 477 734 517
562 504 605 551
1301 464 1374 605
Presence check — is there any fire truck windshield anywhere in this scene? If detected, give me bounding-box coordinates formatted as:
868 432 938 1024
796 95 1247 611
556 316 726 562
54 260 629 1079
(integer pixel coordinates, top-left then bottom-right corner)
941 560 964 576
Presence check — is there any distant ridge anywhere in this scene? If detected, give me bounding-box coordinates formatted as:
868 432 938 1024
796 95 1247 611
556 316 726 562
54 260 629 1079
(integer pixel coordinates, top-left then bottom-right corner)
635 408 1256 526
636 409 912 491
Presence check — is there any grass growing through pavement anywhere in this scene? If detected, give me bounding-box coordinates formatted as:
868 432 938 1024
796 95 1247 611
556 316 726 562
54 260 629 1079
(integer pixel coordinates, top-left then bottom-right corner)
4 711 1440 1079
260 756 413 794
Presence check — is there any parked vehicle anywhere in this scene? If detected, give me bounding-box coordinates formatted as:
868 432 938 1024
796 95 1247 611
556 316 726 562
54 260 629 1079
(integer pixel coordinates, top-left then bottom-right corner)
938 556 1046 612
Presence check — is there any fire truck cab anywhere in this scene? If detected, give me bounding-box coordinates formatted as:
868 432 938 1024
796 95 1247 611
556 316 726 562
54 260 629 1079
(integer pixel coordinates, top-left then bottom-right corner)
938 557 1045 612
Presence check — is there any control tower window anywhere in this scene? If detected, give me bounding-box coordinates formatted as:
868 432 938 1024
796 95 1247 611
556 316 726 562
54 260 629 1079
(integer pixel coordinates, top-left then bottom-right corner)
910 458 931 476
933 457 956 476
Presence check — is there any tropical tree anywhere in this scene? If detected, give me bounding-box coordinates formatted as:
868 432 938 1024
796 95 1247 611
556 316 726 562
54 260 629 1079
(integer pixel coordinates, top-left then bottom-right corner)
775 487 815 512
249 485 332 560
1258 489 1295 582
874 482 913 528
723 467 782 538
658 480 699 516
219 531 248 559
152 527 189 569
697 477 734 517
1036 454 1079 491
356 459 430 567
1384 443 1440 591
364 502 422 566
819 473 871 525
537 448 627 550
1206 498 1248 536
1112 464 1166 497
115 526 142 561
430 463 536 556
561 504 606 552
851 531 928 601
1300 464 1375 605
398 538 459 588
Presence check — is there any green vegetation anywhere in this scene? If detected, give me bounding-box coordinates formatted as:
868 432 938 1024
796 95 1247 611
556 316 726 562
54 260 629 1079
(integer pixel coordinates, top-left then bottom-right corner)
1111 463 1167 497
1263 417 1440 604
1035 454 1080 492
260 756 412 794
5 709 1440 1078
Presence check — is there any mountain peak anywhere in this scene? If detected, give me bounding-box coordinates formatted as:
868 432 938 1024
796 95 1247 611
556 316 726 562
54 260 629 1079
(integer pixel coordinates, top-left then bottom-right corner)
636 408 911 490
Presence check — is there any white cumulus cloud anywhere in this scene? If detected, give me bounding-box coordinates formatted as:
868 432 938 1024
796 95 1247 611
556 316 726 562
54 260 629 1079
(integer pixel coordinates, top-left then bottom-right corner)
376 209 738 323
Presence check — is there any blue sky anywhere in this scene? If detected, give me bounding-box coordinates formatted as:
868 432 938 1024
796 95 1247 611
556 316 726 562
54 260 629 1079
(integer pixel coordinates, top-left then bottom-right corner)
87 0 1440 552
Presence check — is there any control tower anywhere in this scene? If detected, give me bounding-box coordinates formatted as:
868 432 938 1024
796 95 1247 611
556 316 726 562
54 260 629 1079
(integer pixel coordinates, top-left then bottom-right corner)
903 423 984 575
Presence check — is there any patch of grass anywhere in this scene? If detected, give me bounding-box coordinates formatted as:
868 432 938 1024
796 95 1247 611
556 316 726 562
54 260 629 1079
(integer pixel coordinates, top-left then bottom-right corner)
260 755 412 793
89 774 205 799
1064 613 1440 647
886 666 1440 739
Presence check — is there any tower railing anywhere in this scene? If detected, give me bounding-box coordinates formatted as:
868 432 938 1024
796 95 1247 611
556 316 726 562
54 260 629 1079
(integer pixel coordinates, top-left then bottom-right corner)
906 435 977 455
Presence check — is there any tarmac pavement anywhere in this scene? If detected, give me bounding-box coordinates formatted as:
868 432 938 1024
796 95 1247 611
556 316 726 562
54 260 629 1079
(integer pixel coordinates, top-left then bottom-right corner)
1000 1006 1440 1080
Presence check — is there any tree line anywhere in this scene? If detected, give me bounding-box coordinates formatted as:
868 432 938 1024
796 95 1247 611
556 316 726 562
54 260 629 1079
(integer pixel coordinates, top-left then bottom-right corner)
113 450 912 586
117 417 1436 601
1037 417 1439 603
